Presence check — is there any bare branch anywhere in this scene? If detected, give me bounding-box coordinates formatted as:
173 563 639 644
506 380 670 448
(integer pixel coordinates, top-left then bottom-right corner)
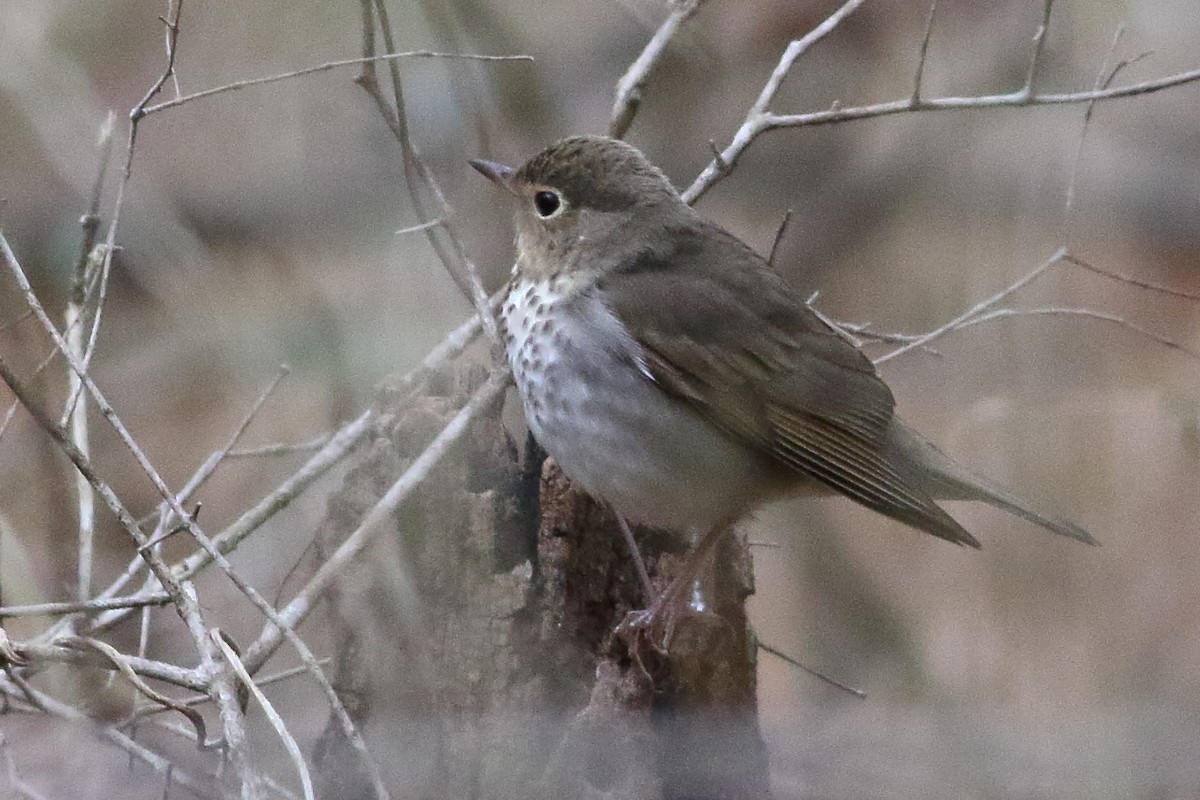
66 297 95 601
1022 0 1057 99
1062 253 1200 301
0 231 260 795
767 208 795 267
609 0 706 139
396 218 445 236
140 367 290 553
0 674 211 795
81 1 186 446
758 640 866 698
0 732 49 800
912 0 939 103
71 112 117 308
243 368 510 672
66 636 209 740
684 28 1200 205
683 0 868 204
56 408 368 645
760 67 1200 131
958 306 1200 360
57 417 392 800
357 0 501 349
177 409 371 581
0 339 67 446
1064 26 1137 233
141 50 532 117
0 591 169 619
226 434 334 459
128 658 332 722
130 2 184 124
214 632 315 800
873 248 1067 364
28 120 111 599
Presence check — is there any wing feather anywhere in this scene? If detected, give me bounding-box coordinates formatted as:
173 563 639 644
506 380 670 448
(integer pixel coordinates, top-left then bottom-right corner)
598 220 979 546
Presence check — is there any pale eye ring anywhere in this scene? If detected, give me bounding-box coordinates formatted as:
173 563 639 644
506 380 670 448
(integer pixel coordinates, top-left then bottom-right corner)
533 190 563 218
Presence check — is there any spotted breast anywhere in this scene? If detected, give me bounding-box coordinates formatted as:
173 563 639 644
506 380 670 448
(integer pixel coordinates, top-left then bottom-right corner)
499 272 782 534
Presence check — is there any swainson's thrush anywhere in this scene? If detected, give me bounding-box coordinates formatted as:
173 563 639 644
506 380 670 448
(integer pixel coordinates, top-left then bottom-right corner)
472 136 1094 610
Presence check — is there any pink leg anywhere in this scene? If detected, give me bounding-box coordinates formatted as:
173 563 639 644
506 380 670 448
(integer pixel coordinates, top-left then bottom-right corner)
617 519 737 652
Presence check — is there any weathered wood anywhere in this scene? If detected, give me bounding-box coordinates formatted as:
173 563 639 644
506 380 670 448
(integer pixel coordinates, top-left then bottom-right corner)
313 364 769 799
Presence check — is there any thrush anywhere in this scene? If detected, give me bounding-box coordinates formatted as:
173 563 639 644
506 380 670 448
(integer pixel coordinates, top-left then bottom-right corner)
471 135 1094 623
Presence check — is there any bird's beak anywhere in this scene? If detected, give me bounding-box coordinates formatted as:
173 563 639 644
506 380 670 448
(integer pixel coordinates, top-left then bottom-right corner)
469 159 517 192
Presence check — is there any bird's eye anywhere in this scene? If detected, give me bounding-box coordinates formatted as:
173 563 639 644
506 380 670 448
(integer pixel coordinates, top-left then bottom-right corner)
533 190 562 218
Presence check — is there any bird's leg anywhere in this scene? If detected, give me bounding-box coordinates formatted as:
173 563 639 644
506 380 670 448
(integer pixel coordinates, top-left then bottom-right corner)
614 512 655 603
617 519 736 652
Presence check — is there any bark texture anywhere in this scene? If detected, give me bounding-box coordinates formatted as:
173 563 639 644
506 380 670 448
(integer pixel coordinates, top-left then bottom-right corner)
313 364 771 799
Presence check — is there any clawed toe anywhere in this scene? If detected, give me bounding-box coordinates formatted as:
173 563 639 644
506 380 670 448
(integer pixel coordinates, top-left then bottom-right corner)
617 599 675 654
616 593 727 655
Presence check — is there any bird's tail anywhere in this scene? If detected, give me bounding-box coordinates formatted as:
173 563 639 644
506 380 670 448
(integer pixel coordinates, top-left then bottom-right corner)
887 419 1097 546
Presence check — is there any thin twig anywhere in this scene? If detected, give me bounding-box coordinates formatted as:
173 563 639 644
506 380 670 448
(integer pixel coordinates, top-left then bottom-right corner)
61 114 117 485
0 591 170 618
62 111 116 418
912 0 939 104
396 218 445 236
608 0 706 139
804 292 863 349
59 409 368 645
78 0 187 379
0 231 261 796
177 409 371 582
48 371 389 800
684 60 1200 204
873 248 1067 364
683 0 868 204
242 368 510 672
42 388 391 799
68 636 209 741
1022 0 1057 100
0 674 211 796
767 208 795 268
758 640 866 698
1064 25 1125 232
81 0 186 479
1062 253 1200 301
0 339 70 445
358 0 500 349
66 294 95 601
957 306 1200 360
55 242 108 427
141 51 532 116
0 732 50 800
127 657 332 720
214 631 315 800
141 367 290 551
760 68 1200 129
226 434 334 459
831 319 935 347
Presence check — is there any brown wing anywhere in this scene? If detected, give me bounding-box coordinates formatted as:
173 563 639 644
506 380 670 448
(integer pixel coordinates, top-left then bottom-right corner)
597 220 979 547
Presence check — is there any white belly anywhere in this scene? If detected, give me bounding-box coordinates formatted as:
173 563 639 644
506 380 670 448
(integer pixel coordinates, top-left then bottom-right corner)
502 278 775 533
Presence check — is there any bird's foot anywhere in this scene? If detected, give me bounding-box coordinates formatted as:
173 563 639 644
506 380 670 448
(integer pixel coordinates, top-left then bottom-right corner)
616 581 725 656
616 596 675 655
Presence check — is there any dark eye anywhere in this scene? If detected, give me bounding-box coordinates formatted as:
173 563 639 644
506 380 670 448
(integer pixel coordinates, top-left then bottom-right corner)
533 190 562 218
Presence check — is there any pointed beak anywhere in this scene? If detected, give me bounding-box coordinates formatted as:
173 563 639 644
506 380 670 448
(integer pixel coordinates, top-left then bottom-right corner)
469 158 517 191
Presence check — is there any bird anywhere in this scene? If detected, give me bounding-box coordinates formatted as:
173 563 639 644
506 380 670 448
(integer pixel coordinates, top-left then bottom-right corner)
471 135 1095 627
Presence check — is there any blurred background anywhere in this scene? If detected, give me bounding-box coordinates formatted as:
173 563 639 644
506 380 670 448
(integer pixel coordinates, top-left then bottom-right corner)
1 0 1198 797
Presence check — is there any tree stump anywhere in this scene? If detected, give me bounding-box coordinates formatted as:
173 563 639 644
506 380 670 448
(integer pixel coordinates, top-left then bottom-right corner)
312 364 771 799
